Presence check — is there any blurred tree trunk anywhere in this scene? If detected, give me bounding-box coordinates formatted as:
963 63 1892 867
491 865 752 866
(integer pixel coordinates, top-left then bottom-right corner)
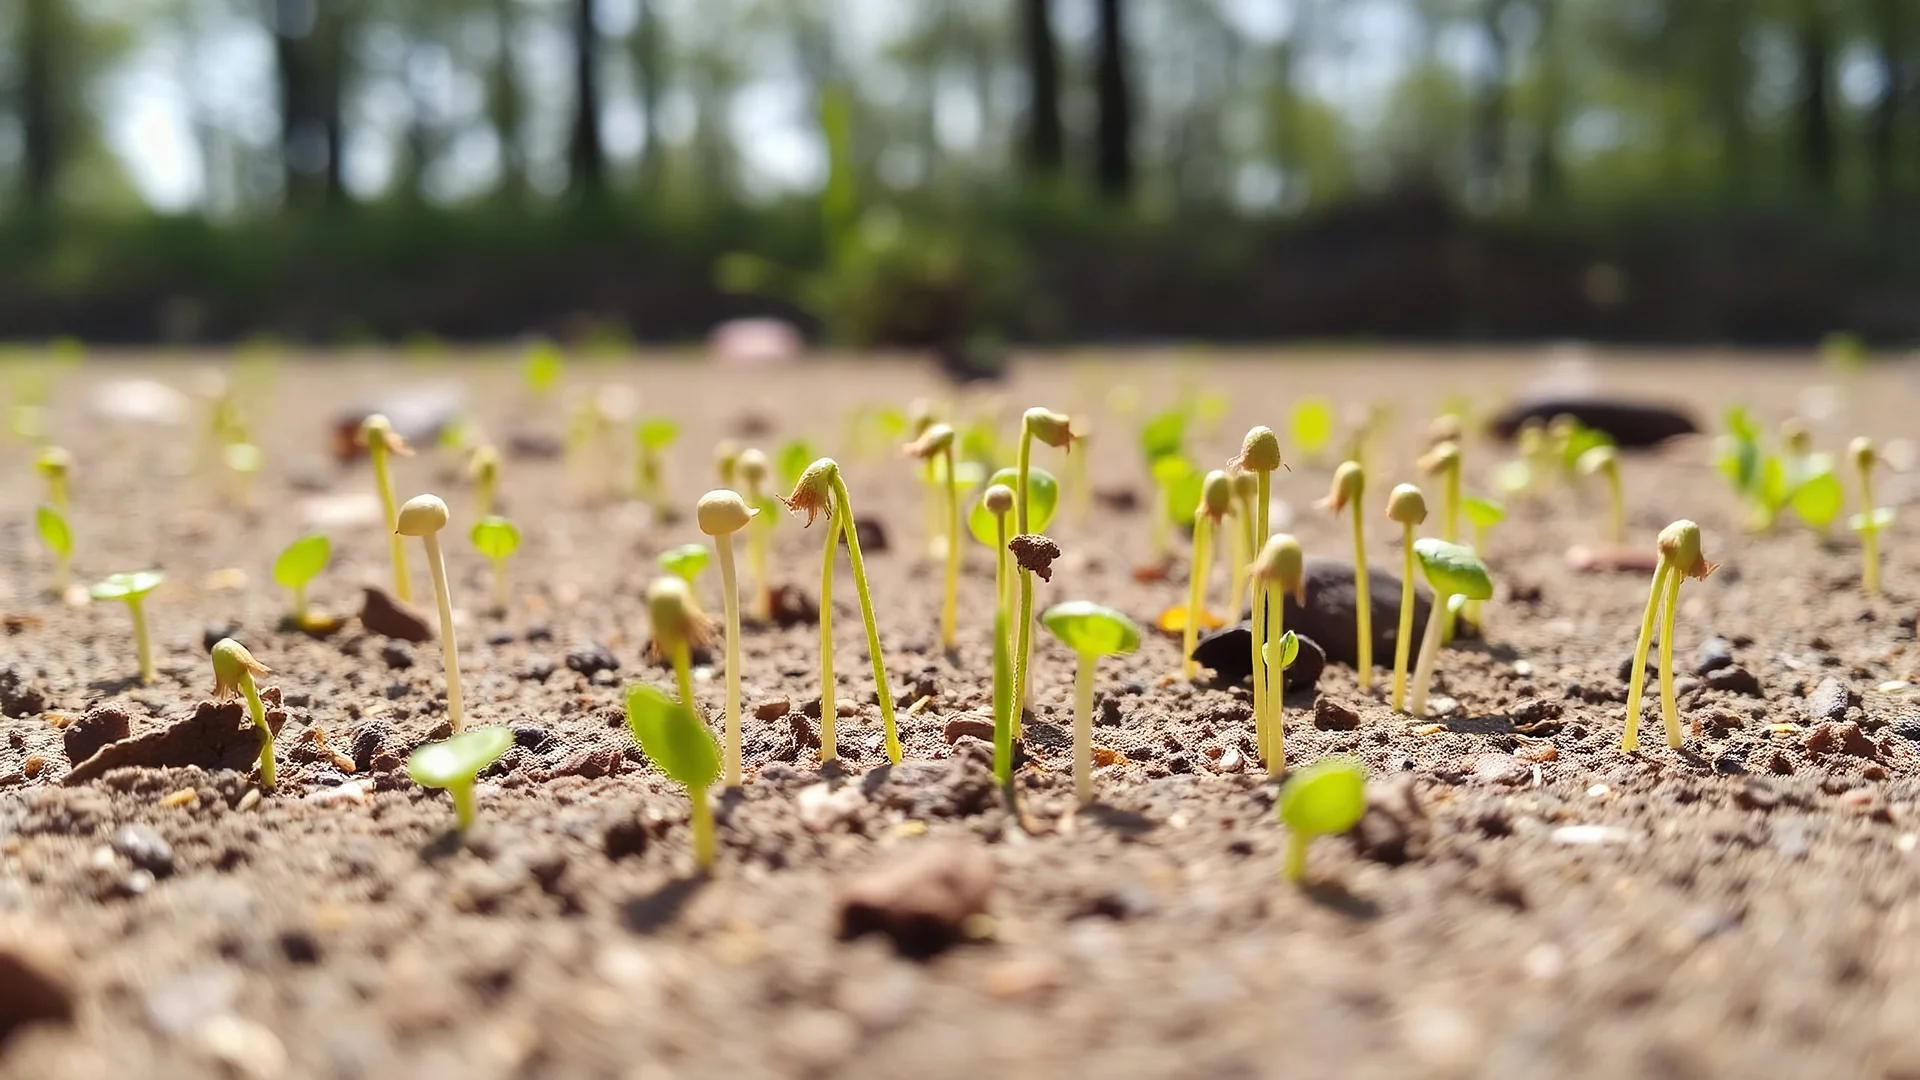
19 0 62 208
1870 0 1904 204
1472 0 1513 201
1528 0 1562 203
1020 0 1063 177
1797 0 1834 197
488 0 526 197
630 0 664 191
1093 0 1133 197
272 0 327 207
569 0 605 198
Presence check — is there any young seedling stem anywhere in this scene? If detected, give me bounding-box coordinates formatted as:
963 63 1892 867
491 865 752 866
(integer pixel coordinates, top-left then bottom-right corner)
470 444 499 519
1851 438 1884 596
1251 535 1304 774
1230 426 1284 732
1277 758 1367 884
1183 471 1232 680
1386 485 1428 712
1319 462 1370 690
626 684 723 869
905 424 961 650
359 415 414 602
1622 521 1717 752
90 572 164 685
1420 441 1462 544
35 447 71 510
470 517 521 613
1578 445 1625 544
212 639 275 790
395 495 464 733
986 486 1017 785
698 490 756 788
1041 602 1141 804
1228 471 1258 620
1406 539 1493 718
272 533 331 627
1013 408 1074 724
738 449 774 622
408 728 513 833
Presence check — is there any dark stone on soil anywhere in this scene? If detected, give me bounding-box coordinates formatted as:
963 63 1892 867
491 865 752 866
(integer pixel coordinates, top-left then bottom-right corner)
1804 721 1879 761
505 431 564 459
1097 695 1124 726
755 698 792 722
1705 666 1763 697
767 584 818 628
942 716 996 744
358 587 434 643
485 630 514 646
112 826 174 878
1095 486 1140 512
1192 558 1428 673
63 707 132 765
512 726 550 750
603 816 649 860
565 642 619 677
788 712 820 749
63 700 272 785
1080 879 1159 921
1893 718 1920 742
1485 395 1699 448
380 642 414 670
350 721 393 772
0 919 75 1043
1349 774 1429 865
1695 637 1734 676
548 745 619 779
519 657 556 683
1190 627 1327 694
201 623 239 653
0 667 46 719
277 929 321 965
1804 677 1856 724
850 516 889 553
1312 696 1360 731
838 842 996 959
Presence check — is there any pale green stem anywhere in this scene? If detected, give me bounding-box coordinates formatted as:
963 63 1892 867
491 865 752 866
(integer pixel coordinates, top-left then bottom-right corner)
992 511 1014 785
717 535 743 788
1657 569 1684 749
1407 593 1450 718
242 674 274 790
1013 426 1035 725
1862 468 1881 597
1352 509 1371 692
49 477 67 510
1074 654 1096 804
452 783 476 832
690 783 715 869
1267 591 1286 776
1252 580 1270 760
1182 514 1212 679
940 445 960 650
819 515 838 762
421 532 464 734
749 501 772 622
1227 500 1250 622
476 476 494 520
671 640 696 719
292 583 308 624
372 446 411 602
129 596 154 685
1621 559 1672 753
1284 832 1309 884
490 558 508 612
1444 464 1460 544
1391 526 1415 712
1606 467 1625 545
830 473 900 765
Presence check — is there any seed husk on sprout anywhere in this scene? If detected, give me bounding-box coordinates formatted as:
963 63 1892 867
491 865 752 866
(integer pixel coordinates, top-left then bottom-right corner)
1229 426 1284 729
1418 440 1462 544
359 415 415 602
697 489 756 788
212 638 276 790
1622 521 1718 752
1182 470 1233 681
395 494 464 733
1318 461 1370 691
1385 484 1428 712
1250 534 1304 774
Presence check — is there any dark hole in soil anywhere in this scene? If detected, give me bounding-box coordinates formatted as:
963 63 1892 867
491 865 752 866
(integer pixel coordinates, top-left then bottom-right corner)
621 876 710 936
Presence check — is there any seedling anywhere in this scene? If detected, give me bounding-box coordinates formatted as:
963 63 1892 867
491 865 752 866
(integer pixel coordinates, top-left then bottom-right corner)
470 516 522 612
408 727 513 833
1406 539 1493 718
358 415 414 602
1040 601 1141 804
1140 407 1190 559
90 571 165 685
904 423 961 650
1182 471 1233 680
521 341 564 397
1850 438 1891 596
1230 426 1285 721
737 449 776 621
1496 420 1543 496
1714 406 1838 532
1461 496 1505 628
1149 455 1202 559
1418 440 1462 544
211 639 276 790
714 440 742 487
395 494 465 733
35 446 71 508
469 444 500 519
1227 470 1259 620
1576 446 1624 543
968 465 1061 727
777 439 816 490
223 442 263 508
1250 535 1305 774
647 576 713 721
1317 462 1370 690
1622 521 1718 751
1276 758 1367 884
36 505 71 594
626 684 722 870
272 533 331 628
658 543 710 592
634 418 681 515
1012 408 1075 722
984 485 1017 783
1385 485 1428 712
1289 397 1335 462
697 490 756 788
781 458 901 764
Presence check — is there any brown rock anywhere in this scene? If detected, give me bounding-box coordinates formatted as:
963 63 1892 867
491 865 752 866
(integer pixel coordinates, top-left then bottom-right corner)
1312 696 1360 731
754 698 792 722
1472 753 1530 785
788 712 820 750
1008 534 1061 583
63 706 132 765
839 843 996 959
63 700 272 786
0 917 75 1044
1349 774 1429 865
0 666 47 719
1804 721 1879 761
358 586 434 643
942 715 997 744
1804 678 1856 724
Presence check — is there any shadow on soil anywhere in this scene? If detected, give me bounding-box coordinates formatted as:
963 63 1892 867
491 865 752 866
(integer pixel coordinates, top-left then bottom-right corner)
622 876 711 935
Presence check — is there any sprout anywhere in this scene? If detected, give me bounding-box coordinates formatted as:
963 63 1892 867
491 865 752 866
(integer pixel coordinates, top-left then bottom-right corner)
271 533 331 627
1317 461 1371 691
90 572 165 684
626 684 722 870
1461 496 1505 627
657 543 711 590
737 448 775 620
1276 758 1367 884
211 639 276 790
647 576 713 722
394 494 465 733
1385 485 1428 713
34 446 71 509
1406 539 1493 718
358 415 415 602
984 484 1017 784
780 459 901 765
1182 470 1233 681
468 444 500 519
521 341 564 396
1250 535 1304 775
1040 601 1141 804
776 439 816 490
1577 445 1624 543
470 516 522 612
634 418 681 516
697 489 756 788
222 442 263 508
967 464 1060 731
1850 437 1890 596
1229 425 1285 718
714 439 742 488
408 727 513 833
904 423 961 651
1227 470 1259 621
1289 397 1335 461
1622 521 1718 752
1011 408 1075 725
35 505 71 594
1139 407 1188 465
1417 440 1462 544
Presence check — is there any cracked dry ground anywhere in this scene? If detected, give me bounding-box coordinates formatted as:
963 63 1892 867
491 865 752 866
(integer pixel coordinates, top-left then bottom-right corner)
6 353 1920 1079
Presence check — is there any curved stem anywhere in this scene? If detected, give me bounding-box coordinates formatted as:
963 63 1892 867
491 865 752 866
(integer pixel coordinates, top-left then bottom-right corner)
940 446 959 650
1352 509 1371 692
1657 569 1684 748
1182 515 1211 679
422 532 464 733
717 535 743 788
243 674 274 790
1407 594 1448 718
1074 654 1095 804
1391 526 1415 712
830 474 900 765
1622 559 1672 753
690 783 715 870
372 447 411 602
130 596 154 685
819 514 838 762
993 511 1014 785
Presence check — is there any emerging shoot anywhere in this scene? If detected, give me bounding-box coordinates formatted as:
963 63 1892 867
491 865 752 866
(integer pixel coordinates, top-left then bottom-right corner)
1182 470 1233 680
1040 601 1141 804
271 533 331 628
470 516 522 612
1317 461 1370 690
1418 440 1462 544
737 448 775 621
395 494 465 733
408 727 513 833
1229 425 1284 725
1577 445 1625 544
904 423 961 650
647 576 714 721
1250 535 1305 775
1276 758 1367 884
35 446 71 509
90 571 165 685
1385 485 1428 712
1228 470 1259 620
35 505 72 594
1622 521 1719 752
212 639 276 790
984 484 1017 783
1013 408 1074 724
969 465 1061 731
1850 438 1890 597
468 444 500 519
626 684 723 870
1406 540 1494 718
634 418 681 517
359 415 415 602
697 489 757 788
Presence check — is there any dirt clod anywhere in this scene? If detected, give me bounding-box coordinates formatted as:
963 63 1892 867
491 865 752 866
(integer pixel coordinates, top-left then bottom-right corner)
111 825 175 878
0 917 75 1044
942 715 996 744
755 698 792 722
1312 696 1360 730
1349 774 1429 865
380 642 414 670
839 842 996 959
63 706 132 765
358 587 434 642
1471 753 1530 785
1804 721 1879 761
0 666 47 718
1008 534 1061 582
1805 677 1856 724
62 700 270 785
1705 666 1763 697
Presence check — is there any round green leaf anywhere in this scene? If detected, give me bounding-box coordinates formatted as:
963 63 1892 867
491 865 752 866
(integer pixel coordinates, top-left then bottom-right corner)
1789 468 1844 528
777 439 816 489
625 684 721 790
1261 630 1300 670
636 419 680 452
522 343 564 393
272 534 331 591
968 467 1060 547
1463 496 1506 532
90 571 164 602
1289 397 1335 455
1154 457 1203 529
1412 538 1493 600
1277 757 1367 837
1040 601 1141 657
408 727 514 789
35 506 71 558
657 542 709 582
1139 408 1187 464
470 516 522 561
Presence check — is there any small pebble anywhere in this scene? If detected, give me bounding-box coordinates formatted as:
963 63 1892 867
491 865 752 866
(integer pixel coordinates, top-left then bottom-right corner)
112 825 175 878
1694 636 1734 676
1705 666 1763 697
565 643 619 677
942 716 996 744
379 642 414 670
1312 696 1360 731
1551 825 1631 846
754 698 792 722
